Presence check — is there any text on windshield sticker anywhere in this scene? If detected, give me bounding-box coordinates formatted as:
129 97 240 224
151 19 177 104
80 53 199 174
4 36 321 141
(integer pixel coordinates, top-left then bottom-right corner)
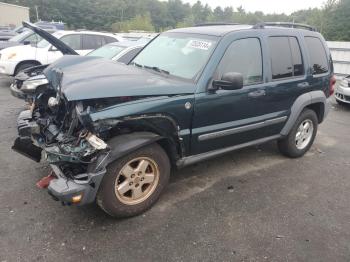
187 40 212 50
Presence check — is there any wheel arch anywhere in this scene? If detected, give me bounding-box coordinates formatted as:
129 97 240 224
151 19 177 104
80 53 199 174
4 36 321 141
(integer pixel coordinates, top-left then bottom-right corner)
14 60 41 75
93 130 181 173
89 112 185 170
281 90 329 136
306 102 325 124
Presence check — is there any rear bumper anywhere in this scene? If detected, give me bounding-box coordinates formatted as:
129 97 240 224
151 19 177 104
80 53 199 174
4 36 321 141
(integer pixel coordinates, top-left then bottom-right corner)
48 165 106 206
335 84 350 104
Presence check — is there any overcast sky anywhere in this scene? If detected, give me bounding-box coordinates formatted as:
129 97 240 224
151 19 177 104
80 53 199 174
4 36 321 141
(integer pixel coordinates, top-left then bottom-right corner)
181 0 326 14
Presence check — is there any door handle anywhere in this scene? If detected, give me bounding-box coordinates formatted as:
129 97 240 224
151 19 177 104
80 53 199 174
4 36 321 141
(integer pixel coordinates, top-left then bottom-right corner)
248 89 266 98
297 82 310 88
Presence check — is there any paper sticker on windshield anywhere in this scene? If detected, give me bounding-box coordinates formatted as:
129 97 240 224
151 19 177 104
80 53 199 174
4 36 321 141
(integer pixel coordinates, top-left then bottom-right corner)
187 40 212 50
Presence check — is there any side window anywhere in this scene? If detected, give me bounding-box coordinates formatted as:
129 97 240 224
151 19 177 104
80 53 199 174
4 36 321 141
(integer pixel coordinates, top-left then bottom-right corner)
60 34 81 50
117 48 142 64
218 38 263 86
82 35 104 50
289 37 304 77
304 37 329 75
269 37 293 79
104 36 118 44
25 34 42 43
269 36 304 80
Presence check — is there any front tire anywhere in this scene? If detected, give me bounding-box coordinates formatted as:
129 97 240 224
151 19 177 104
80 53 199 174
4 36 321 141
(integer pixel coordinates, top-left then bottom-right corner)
278 109 318 158
97 143 170 218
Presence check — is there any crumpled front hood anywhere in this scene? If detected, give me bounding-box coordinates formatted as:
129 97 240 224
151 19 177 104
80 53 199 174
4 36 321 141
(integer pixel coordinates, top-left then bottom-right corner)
43 55 196 101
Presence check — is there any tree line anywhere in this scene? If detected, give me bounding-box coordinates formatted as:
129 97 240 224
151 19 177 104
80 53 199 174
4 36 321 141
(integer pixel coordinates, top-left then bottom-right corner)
2 0 350 40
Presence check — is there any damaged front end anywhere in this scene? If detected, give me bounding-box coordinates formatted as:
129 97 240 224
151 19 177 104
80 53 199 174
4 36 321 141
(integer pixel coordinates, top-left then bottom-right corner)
12 56 194 207
12 72 112 206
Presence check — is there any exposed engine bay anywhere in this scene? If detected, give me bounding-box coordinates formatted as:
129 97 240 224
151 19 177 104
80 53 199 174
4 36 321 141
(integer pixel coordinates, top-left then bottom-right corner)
13 73 181 183
11 54 194 207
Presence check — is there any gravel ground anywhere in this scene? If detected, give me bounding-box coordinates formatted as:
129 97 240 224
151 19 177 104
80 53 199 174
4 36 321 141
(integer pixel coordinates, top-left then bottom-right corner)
1 75 350 262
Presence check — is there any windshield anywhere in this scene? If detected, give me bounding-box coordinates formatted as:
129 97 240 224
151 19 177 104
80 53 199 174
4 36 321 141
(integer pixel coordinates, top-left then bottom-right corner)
132 33 218 80
9 30 32 42
87 44 126 59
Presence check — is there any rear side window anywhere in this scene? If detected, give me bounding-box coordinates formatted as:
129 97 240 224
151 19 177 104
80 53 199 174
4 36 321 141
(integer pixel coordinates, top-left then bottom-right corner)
218 38 263 85
304 37 329 75
268 36 304 80
82 35 105 50
290 37 304 77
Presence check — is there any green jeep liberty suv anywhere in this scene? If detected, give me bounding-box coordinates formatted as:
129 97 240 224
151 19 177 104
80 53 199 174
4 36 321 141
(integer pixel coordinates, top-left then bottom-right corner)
13 22 335 217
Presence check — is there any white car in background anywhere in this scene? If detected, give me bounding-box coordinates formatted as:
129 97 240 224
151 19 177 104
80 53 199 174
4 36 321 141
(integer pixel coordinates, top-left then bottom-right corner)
0 28 123 76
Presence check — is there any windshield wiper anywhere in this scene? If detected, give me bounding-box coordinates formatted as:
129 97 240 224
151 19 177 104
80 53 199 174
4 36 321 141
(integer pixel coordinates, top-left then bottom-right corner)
131 62 170 76
130 62 143 68
144 65 169 75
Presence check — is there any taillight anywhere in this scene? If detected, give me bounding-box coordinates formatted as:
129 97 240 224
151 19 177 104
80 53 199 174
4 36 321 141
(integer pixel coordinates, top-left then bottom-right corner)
330 75 336 96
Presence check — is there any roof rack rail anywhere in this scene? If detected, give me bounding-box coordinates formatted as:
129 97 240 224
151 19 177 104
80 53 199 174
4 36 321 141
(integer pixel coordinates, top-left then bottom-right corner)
253 22 317 31
195 22 241 27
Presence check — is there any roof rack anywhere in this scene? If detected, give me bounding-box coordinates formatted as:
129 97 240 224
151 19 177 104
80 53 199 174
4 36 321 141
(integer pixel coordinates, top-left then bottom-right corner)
195 22 241 27
253 22 317 31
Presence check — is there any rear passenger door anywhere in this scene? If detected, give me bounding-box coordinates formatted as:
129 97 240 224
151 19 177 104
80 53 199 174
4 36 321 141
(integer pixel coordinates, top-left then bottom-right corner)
304 36 330 93
261 35 310 124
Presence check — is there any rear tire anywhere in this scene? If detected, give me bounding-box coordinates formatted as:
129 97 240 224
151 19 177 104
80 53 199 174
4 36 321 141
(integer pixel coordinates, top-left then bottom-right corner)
278 109 318 158
15 62 39 76
97 143 170 218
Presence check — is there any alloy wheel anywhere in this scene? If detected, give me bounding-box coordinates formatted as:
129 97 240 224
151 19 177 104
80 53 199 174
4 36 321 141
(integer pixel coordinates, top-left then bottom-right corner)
114 157 160 205
295 119 314 150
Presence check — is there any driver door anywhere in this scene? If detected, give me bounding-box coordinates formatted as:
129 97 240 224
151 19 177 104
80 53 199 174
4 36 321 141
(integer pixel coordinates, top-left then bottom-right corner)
191 37 271 155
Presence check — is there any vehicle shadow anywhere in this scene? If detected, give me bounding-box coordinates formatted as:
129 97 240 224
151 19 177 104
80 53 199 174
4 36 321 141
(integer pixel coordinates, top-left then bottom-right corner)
0 75 13 88
77 140 283 221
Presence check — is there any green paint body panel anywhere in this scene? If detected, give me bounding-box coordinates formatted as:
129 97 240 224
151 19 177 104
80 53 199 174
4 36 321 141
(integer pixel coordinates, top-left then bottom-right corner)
43 26 333 158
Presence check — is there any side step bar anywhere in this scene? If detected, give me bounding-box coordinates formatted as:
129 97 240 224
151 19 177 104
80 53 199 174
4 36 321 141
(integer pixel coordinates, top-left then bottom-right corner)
176 135 282 168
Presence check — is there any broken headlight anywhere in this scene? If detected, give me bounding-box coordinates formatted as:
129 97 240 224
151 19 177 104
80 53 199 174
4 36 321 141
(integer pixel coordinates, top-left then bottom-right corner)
21 75 49 92
48 96 60 109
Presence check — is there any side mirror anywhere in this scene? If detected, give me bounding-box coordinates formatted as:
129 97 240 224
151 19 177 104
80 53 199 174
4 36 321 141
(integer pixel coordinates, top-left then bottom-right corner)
49 46 58 52
212 72 243 91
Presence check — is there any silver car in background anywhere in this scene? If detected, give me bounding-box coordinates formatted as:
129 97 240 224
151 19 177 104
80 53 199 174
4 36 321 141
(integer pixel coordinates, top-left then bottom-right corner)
335 75 350 105
86 38 151 64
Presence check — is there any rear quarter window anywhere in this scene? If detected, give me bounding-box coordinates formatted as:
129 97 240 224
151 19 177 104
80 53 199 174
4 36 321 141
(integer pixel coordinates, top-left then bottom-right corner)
304 37 329 75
